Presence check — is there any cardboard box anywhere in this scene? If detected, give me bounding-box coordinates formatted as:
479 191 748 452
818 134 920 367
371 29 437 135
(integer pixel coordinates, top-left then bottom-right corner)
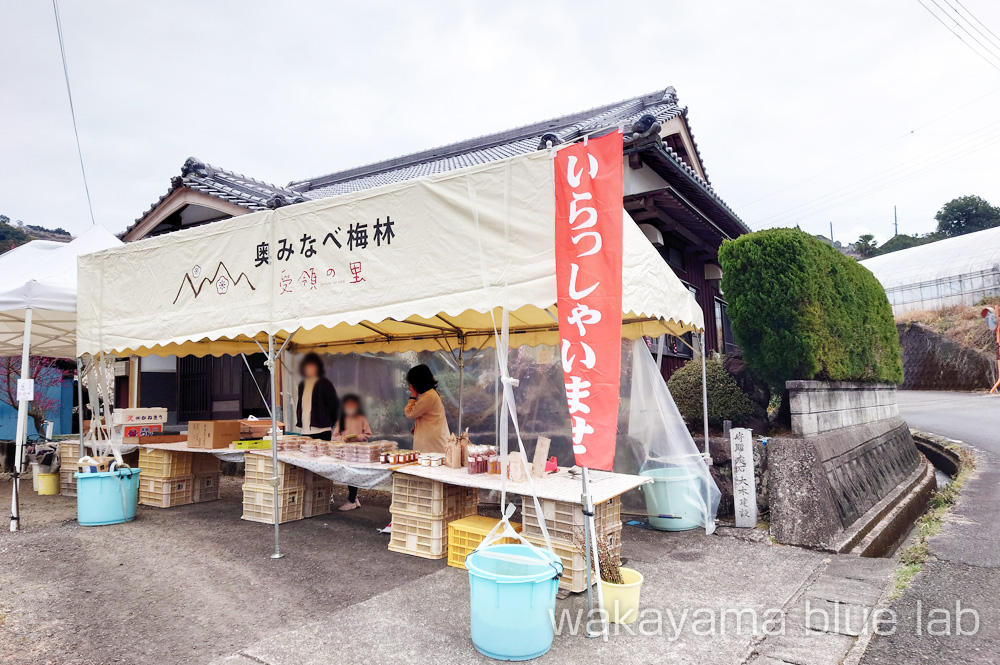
73 456 115 474
112 408 168 426
123 423 163 443
188 421 241 449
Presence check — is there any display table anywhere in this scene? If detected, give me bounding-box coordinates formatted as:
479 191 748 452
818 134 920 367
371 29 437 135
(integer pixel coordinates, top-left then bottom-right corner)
394 464 649 504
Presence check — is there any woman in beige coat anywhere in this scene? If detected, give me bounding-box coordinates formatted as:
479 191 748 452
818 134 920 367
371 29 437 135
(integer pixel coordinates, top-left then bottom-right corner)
404 364 449 454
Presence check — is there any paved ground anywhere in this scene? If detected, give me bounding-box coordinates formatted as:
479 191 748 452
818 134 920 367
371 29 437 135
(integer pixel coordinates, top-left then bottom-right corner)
0 473 897 665
861 390 1000 664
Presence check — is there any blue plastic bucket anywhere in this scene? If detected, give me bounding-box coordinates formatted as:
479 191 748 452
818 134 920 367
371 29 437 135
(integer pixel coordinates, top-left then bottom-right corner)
640 467 704 531
466 544 563 661
75 468 141 526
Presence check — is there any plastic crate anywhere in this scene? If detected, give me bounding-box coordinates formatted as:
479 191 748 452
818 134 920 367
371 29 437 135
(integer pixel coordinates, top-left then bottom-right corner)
524 523 622 593
242 485 304 524
138 448 193 478
521 495 621 543
389 474 478 519
60 441 81 461
387 513 453 560
244 454 306 489
447 515 522 569
192 472 221 503
139 475 194 508
303 475 333 518
191 454 222 475
60 466 77 497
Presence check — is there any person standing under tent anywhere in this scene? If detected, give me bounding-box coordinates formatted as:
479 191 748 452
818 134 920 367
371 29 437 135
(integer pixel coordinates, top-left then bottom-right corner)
404 364 449 454
332 393 372 511
296 351 340 441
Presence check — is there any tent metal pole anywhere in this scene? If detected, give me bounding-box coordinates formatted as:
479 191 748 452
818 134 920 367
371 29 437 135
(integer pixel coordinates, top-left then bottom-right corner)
10 308 32 533
76 357 86 452
581 467 607 638
457 340 465 434
268 334 282 559
700 333 710 458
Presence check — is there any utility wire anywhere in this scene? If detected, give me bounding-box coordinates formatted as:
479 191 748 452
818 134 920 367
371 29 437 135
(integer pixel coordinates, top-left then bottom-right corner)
52 0 95 226
930 0 1000 63
954 0 1000 48
917 0 1000 73
944 0 1000 51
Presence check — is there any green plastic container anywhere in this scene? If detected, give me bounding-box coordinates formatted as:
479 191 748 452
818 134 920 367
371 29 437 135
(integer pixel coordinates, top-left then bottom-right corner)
640 467 704 531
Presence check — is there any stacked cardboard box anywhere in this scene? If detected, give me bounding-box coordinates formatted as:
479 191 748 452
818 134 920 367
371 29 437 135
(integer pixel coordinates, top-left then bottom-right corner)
137 447 194 508
387 474 478 560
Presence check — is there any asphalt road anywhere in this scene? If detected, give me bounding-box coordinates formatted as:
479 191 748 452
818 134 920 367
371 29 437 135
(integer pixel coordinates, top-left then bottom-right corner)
862 391 1000 664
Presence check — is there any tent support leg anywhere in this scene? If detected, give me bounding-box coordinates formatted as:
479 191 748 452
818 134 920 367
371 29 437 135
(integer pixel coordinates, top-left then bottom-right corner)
268 334 283 559
76 356 86 451
581 467 606 638
457 342 465 434
10 308 32 533
700 333 710 458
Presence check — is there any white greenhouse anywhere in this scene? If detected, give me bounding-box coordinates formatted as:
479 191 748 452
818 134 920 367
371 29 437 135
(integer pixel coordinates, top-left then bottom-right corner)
861 225 1000 315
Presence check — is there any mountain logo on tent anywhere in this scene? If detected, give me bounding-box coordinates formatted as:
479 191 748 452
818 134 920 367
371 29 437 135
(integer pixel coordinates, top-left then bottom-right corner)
173 262 255 304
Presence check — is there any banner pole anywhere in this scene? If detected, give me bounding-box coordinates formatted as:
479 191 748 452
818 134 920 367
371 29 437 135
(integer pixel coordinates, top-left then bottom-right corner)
268 334 283 559
582 467 607 638
700 333 710 458
10 308 32 533
457 340 465 433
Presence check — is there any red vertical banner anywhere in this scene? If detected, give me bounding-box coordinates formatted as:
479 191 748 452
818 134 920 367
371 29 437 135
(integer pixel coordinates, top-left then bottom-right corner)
554 131 624 471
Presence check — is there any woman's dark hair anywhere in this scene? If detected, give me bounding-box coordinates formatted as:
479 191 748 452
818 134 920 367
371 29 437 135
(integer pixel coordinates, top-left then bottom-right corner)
300 352 325 377
338 394 365 432
406 364 438 394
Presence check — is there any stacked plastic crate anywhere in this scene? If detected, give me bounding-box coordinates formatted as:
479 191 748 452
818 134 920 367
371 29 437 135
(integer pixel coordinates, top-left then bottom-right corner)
241 453 306 523
387 474 478 559
58 441 80 496
137 447 195 507
191 454 222 503
302 471 333 518
521 495 623 593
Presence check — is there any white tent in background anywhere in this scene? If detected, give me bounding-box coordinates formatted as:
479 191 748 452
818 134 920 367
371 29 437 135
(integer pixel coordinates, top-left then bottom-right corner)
0 225 123 531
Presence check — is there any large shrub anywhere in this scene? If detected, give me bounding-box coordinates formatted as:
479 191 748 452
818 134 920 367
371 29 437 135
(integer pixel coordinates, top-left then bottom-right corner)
718 228 903 389
667 357 755 428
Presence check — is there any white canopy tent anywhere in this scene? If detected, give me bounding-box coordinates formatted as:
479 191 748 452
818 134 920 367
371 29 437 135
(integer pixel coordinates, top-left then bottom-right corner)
76 148 708 554
0 225 123 531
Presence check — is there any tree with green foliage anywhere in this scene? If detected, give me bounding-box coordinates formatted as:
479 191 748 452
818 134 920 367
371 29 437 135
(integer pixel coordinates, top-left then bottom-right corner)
934 195 1000 238
0 218 32 254
878 233 934 255
853 233 878 258
667 356 756 429
718 228 903 399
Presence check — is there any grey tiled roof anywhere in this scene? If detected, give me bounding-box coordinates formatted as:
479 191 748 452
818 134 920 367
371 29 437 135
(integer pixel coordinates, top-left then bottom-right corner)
128 158 305 235
290 87 701 198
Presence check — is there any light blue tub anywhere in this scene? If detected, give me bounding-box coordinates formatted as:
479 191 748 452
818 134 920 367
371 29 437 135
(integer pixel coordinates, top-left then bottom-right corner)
640 467 705 531
75 468 141 526
466 544 563 661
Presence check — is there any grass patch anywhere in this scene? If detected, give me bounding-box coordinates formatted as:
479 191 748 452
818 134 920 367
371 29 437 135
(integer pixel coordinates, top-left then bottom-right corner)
890 444 976 599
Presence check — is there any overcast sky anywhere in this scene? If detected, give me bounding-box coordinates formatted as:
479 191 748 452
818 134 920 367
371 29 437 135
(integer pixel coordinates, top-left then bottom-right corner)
4 1 1000 244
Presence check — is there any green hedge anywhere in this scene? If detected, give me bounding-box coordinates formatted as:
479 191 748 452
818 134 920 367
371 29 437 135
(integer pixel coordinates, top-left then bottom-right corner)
717 228 903 388
667 357 756 428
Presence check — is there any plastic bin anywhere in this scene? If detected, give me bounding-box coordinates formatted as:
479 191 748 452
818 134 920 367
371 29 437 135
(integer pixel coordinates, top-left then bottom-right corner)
524 523 621 593
466 544 563 661
192 472 221 503
37 473 59 495
390 474 477 519
639 467 705 531
244 454 305 489
75 468 141 526
520 495 620 543
448 516 522 570
242 485 304 524
138 475 195 508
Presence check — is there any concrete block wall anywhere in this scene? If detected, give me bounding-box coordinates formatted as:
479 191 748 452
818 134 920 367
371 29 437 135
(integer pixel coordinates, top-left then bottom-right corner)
787 380 899 438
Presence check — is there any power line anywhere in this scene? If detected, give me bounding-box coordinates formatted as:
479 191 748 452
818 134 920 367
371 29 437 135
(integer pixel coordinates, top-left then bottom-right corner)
930 0 1000 63
917 0 1000 73
52 0 95 226
951 0 1000 50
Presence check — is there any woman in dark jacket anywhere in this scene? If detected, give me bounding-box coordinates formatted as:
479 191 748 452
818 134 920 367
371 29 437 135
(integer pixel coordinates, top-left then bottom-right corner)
296 353 340 437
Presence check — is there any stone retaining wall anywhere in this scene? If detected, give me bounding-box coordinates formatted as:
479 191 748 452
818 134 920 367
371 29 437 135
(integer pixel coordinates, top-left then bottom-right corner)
788 380 898 437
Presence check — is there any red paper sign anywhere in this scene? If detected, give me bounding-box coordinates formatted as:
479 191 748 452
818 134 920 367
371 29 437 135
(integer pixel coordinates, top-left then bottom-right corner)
554 132 624 471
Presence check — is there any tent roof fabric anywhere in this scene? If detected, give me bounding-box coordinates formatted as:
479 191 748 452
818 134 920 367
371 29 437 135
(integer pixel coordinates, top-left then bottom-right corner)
860 226 1000 291
77 149 703 358
0 226 122 358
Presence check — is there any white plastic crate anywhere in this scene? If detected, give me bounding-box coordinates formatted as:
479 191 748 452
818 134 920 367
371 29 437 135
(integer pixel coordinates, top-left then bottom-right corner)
139 475 194 508
303 473 333 518
138 448 193 478
521 495 621 543
191 454 222 475
387 513 454 560
389 474 477 519
524 523 622 592
244 454 305 489
242 485 304 524
192 472 221 503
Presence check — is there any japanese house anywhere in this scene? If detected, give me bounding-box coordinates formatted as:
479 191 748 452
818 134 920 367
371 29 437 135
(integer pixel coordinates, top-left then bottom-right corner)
123 86 747 422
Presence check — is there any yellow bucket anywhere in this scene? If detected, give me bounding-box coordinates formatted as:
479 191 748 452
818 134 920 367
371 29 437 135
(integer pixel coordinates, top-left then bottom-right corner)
37 473 60 495
600 567 644 624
